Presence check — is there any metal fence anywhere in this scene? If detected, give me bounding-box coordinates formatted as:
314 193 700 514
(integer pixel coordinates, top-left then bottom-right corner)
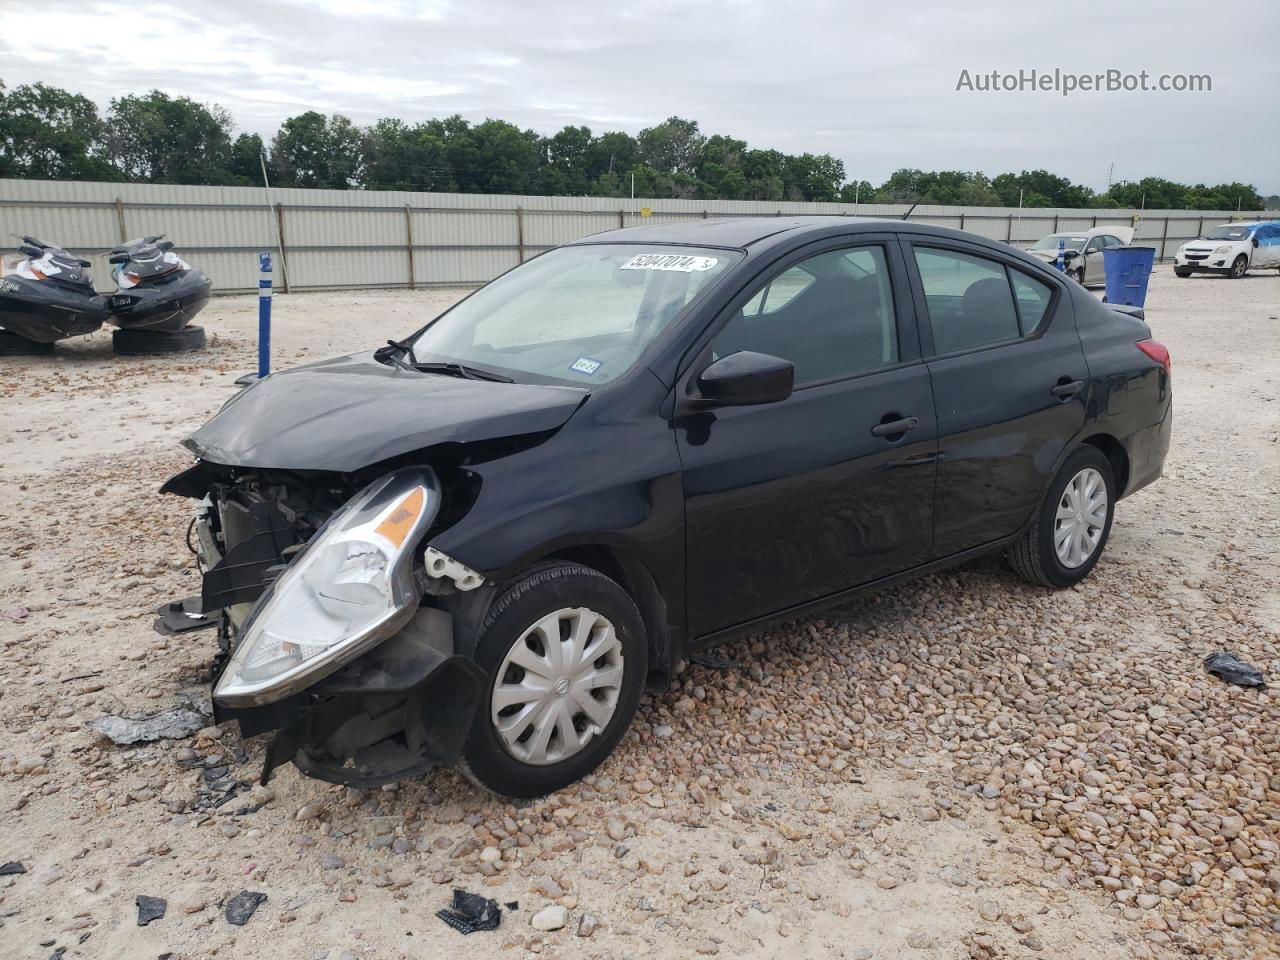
1 178 1274 294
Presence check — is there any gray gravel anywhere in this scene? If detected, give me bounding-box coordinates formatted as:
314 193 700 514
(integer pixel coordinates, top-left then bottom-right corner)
0 267 1276 959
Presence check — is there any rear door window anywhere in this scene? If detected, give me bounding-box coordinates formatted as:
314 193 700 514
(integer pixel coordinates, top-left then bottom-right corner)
911 247 1021 354
1008 270 1054 333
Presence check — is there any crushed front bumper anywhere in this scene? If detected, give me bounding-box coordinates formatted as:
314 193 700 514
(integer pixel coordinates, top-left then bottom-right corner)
161 467 492 787
221 607 487 787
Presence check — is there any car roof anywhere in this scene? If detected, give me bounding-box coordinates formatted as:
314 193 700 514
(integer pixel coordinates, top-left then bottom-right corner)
576 215 908 249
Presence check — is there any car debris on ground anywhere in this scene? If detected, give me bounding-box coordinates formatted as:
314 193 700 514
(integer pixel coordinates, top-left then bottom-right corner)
224 890 267 926
135 895 166 926
435 888 502 934
1203 650 1268 689
89 706 207 745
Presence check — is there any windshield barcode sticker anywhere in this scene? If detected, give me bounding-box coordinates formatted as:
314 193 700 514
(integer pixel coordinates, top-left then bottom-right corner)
620 254 718 272
569 356 603 376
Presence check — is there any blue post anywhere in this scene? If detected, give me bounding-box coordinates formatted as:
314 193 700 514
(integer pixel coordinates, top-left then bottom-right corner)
258 252 272 379
1055 237 1066 272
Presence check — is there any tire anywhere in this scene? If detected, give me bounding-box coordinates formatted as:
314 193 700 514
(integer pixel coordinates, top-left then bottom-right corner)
112 325 206 355
1009 445 1116 589
459 562 647 798
1174 267 1193 278
1228 255 1248 279
0 330 55 356
1070 268 1085 285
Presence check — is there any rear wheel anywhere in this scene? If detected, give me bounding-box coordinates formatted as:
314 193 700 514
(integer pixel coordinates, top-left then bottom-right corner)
0 330 54 356
1009 446 1115 588
112 324 206 355
459 562 647 798
1228 255 1248 279
1174 267 1193 278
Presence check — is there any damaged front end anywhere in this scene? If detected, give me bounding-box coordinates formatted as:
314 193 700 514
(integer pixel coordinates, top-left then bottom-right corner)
161 461 493 787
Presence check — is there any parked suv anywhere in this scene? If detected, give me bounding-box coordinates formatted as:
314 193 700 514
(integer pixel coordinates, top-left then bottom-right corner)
1174 221 1280 278
162 218 1172 797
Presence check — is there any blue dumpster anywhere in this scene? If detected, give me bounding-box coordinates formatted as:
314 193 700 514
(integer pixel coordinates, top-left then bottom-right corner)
1102 245 1155 307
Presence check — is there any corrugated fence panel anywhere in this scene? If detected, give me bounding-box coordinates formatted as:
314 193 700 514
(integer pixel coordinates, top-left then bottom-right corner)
2 178 1274 292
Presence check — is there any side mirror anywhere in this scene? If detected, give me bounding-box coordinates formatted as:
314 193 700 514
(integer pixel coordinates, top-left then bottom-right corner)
1252 237 1259 248
157 240 175 252
696 351 794 406
108 252 130 264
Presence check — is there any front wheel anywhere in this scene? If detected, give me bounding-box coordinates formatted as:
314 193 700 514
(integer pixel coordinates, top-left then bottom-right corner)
459 562 647 798
1174 267 1193 278
1070 268 1085 285
1229 255 1248 279
1009 446 1116 588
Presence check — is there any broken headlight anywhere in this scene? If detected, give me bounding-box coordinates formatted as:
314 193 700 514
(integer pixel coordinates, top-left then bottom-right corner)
214 469 439 707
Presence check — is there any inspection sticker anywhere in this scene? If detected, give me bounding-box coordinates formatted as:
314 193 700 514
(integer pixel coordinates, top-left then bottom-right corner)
569 356 603 376
619 254 718 272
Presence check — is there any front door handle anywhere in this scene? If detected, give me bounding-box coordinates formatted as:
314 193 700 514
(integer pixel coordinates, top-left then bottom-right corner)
1051 379 1084 400
871 416 919 438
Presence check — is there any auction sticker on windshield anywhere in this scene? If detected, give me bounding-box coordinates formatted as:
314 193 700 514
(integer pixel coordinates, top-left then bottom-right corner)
620 254 719 272
569 356 603 376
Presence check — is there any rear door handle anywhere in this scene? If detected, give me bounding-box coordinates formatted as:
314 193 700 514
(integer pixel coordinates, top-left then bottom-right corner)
871 416 919 438
1051 379 1084 400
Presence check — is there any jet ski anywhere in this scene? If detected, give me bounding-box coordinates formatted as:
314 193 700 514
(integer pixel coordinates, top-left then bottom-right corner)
107 236 211 333
0 237 109 347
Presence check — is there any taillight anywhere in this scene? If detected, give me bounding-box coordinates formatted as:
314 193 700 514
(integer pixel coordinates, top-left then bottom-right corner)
1136 339 1171 376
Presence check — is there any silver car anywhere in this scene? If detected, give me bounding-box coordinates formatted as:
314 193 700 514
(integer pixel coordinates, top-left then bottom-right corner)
1026 226 1135 287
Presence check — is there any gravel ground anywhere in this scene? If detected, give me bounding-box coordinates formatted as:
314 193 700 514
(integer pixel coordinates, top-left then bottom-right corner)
1 266 1277 960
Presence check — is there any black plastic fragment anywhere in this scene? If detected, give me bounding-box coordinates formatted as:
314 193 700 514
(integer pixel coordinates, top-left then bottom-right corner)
224 890 267 925
1204 651 1267 690
436 888 501 934
692 653 743 670
136 895 167 926
0 861 26 875
153 596 218 635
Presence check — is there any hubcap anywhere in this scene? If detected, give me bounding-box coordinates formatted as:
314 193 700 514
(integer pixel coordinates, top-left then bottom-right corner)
491 607 624 766
1054 467 1107 568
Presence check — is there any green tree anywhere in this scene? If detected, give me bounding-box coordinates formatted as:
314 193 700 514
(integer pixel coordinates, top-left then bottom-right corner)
1099 177 1187 209
539 125 593 196
226 133 266 185
106 90 236 184
0 81 118 181
697 135 749 199
992 170 1095 207
271 111 364 188
783 153 845 201
433 117 542 194
637 116 704 175
362 119 451 191
584 131 639 181
838 179 875 204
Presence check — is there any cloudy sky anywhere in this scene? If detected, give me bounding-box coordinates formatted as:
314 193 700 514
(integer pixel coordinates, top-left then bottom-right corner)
2 0 1276 193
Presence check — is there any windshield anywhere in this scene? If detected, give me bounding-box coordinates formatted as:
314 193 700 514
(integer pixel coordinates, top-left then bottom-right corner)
409 244 739 385
1031 234 1086 252
1204 225 1252 241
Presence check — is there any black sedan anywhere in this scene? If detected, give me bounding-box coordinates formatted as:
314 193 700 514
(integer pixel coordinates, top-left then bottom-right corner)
161 217 1172 797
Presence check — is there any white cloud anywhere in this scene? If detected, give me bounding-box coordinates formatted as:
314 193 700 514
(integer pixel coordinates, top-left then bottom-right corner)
0 0 1275 192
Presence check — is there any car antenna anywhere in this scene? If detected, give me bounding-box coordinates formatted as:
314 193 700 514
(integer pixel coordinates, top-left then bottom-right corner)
901 200 920 221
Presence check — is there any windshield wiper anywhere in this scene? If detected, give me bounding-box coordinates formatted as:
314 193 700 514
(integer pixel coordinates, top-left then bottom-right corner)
414 361 513 383
374 338 417 371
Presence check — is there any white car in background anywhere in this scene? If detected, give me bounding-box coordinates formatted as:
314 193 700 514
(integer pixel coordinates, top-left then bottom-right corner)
1173 221 1280 279
1025 226 1135 287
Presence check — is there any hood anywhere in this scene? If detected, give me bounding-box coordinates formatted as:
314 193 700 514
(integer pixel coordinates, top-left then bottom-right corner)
185 351 588 472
